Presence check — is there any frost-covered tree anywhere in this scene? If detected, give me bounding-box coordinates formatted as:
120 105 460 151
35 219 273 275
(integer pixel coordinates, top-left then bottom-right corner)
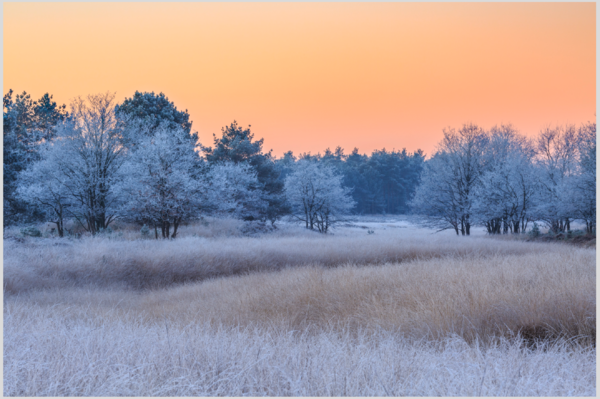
411 123 488 235
33 93 69 142
410 153 463 234
559 121 596 234
4 94 29 226
533 124 578 232
45 92 126 234
117 124 204 239
207 162 267 220
115 91 194 143
3 90 68 226
204 121 289 224
284 160 354 233
472 125 538 234
275 146 425 216
16 143 72 237
117 122 262 238
3 90 68 161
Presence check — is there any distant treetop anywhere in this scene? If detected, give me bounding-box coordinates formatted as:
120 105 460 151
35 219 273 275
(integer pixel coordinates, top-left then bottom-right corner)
204 120 266 164
115 91 192 136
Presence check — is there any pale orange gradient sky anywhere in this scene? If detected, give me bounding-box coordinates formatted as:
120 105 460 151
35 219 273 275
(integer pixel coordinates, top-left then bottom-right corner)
4 2 596 157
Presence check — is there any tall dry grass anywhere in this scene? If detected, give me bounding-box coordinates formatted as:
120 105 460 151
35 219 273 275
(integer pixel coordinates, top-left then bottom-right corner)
3 228 564 293
3 220 596 396
10 248 594 345
4 304 596 396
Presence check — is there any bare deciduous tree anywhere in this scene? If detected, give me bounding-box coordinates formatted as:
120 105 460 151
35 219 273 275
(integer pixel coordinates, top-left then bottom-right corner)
284 160 354 233
19 93 126 235
559 121 596 234
411 123 488 235
473 125 538 234
533 124 578 233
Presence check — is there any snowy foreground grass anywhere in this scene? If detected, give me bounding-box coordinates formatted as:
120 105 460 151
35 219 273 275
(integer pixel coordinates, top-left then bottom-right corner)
3 219 596 396
4 313 595 396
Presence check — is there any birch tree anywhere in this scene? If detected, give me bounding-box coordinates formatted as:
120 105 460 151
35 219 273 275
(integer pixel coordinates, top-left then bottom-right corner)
533 124 578 232
472 125 538 234
284 160 354 233
411 123 488 235
59 93 126 233
19 93 126 234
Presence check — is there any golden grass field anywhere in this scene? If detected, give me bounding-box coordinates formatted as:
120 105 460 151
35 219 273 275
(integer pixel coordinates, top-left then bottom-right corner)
3 217 596 396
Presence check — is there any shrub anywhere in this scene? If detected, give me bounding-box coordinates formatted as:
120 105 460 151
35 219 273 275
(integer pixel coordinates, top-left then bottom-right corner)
20 226 42 237
240 221 275 236
140 224 150 239
529 222 540 238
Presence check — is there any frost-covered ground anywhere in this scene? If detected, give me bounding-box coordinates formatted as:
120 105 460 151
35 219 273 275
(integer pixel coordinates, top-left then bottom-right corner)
3 217 596 396
5 315 595 396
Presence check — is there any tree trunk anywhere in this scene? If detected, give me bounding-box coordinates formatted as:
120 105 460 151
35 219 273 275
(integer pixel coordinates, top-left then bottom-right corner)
304 205 309 229
55 220 64 237
172 220 179 239
513 221 519 234
88 214 96 235
587 221 595 235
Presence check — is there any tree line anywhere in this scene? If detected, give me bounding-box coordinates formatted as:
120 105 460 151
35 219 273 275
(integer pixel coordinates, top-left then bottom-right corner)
5 91 357 235
3 89 595 237
411 122 596 235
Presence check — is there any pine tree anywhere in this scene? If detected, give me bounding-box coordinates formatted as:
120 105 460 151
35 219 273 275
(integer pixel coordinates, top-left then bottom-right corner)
203 121 289 224
3 90 67 226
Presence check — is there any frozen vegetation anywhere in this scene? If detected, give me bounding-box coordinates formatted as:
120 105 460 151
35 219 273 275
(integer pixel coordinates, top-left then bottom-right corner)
3 90 596 395
3 217 596 396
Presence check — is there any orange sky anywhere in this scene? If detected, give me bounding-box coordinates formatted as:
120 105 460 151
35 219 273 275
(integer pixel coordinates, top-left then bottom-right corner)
4 2 596 158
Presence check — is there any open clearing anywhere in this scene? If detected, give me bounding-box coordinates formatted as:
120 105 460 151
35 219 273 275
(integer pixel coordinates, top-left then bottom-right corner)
3 217 596 396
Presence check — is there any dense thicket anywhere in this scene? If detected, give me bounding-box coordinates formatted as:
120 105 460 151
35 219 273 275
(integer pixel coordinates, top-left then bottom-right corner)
9 91 276 237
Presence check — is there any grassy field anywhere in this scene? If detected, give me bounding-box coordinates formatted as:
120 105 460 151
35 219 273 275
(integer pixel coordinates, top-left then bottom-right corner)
3 217 596 396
